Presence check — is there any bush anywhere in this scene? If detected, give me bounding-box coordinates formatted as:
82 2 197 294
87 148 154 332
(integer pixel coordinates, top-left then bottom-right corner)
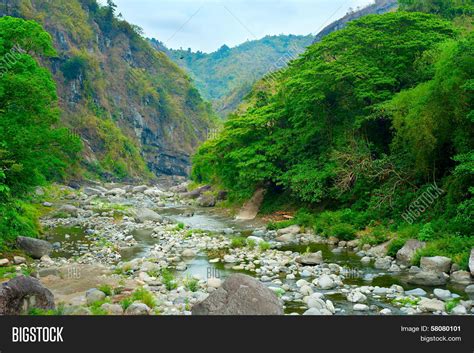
161 269 177 291
259 241 271 251
387 238 407 257
184 277 199 292
412 234 474 269
131 287 156 308
418 223 436 241
231 237 246 248
329 223 356 241
361 226 390 245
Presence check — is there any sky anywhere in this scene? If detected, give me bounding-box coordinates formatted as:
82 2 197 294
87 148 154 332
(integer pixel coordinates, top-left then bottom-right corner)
99 0 375 53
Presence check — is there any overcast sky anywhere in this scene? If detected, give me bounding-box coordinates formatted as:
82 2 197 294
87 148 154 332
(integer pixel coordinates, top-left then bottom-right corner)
99 0 374 52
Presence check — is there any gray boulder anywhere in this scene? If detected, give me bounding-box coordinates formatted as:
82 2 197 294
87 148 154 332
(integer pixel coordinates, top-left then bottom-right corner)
197 193 216 207
85 288 106 305
420 256 452 273
133 208 163 223
192 274 283 315
396 239 425 265
57 205 79 217
0 276 55 315
16 236 52 259
374 257 392 270
277 225 301 236
450 271 472 285
407 271 447 286
182 185 212 199
296 251 323 266
125 303 150 315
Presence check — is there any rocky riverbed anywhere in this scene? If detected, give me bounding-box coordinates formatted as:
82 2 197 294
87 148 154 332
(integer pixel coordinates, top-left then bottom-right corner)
4 181 474 316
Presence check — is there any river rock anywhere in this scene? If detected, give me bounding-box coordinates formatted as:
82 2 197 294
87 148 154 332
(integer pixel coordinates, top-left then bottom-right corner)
246 236 265 244
296 251 323 266
197 194 216 207
307 297 327 311
434 288 452 301
125 303 150 315
207 278 222 289
0 259 9 267
106 188 126 196
347 291 367 303
132 185 148 193
58 205 79 217
450 271 472 285
13 256 26 265
85 288 106 305
277 225 300 236
420 256 452 273
0 276 55 315
353 304 369 311
223 255 238 263
275 233 296 243
374 257 392 270
182 185 212 199
181 249 197 258
192 274 283 315
134 208 163 223
405 288 427 297
408 271 447 286
380 308 392 315
396 239 426 265
367 241 390 258
83 187 105 196
101 303 124 315
419 298 445 313
452 305 467 315
470 249 474 276
361 256 371 265
317 275 336 290
16 236 52 259
466 285 474 296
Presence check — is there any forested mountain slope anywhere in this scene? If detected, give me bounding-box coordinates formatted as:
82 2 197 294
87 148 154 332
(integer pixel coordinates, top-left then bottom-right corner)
193 3 474 269
0 0 216 178
153 35 314 117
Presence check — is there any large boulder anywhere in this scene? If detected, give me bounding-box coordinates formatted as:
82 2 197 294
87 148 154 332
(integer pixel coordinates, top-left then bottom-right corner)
197 193 216 207
182 185 212 200
420 256 452 273
470 249 474 276
367 241 390 258
133 208 163 223
0 276 55 315
407 271 447 286
192 274 283 315
396 239 425 266
16 236 52 259
277 225 301 236
296 251 323 266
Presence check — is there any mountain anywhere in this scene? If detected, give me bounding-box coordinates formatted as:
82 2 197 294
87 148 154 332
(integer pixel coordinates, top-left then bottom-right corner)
152 35 314 118
313 0 399 43
0 0 216 178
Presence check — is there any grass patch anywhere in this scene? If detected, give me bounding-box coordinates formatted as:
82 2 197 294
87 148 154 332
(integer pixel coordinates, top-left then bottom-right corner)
184 277 199 292
130 287 156 308
161 269 177 291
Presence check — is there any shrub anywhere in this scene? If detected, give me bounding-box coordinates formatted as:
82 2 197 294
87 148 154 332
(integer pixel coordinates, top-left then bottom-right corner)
231 237 246 248
259 241 271 251
246 238 256 249
131 287 156 308
161 269 177 291
184 277 199 292
98 284 113 296
418 223 436 241
387 238 407 257
329 223 356 241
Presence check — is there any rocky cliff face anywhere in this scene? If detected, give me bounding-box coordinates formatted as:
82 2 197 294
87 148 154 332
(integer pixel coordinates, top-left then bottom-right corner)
0 0 216 178
313 0 398 43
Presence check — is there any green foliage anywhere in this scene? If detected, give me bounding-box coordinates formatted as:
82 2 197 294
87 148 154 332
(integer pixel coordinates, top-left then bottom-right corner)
413 234 474 269
387 238 408 257
259 241 271 251
192 10 473 266
231 237 246 248
61 55 89 81
130 287 156 308
98 284 113 296
445 298 462 312
418 223 436 241
161 269 177 291
399 0 474 19
184 277 199 292
162 35 314 117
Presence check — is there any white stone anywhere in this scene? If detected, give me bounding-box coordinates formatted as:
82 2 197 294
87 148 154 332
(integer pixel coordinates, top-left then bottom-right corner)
318 275 336 290
353 304 369 311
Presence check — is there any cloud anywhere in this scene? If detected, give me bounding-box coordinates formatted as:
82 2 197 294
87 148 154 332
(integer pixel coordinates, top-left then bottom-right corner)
107 0 375 52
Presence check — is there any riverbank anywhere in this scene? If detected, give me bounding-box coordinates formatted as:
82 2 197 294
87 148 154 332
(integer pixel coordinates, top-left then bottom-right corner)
1 181 473 316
